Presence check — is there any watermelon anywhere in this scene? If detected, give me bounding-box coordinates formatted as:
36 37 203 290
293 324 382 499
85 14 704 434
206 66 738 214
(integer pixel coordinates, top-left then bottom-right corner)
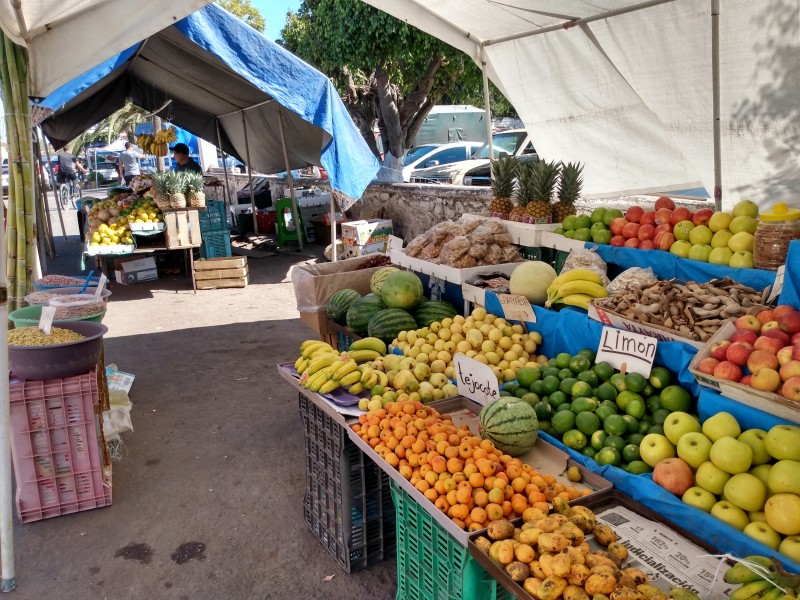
414 300 458 328
479 397 539 456
381 271 424 310
326 289 361 324
370 266 399 297
367 308 418 343
346 294 385 336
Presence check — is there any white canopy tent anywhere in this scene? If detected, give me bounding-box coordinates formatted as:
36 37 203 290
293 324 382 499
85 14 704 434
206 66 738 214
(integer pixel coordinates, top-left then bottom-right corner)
362 0 800 210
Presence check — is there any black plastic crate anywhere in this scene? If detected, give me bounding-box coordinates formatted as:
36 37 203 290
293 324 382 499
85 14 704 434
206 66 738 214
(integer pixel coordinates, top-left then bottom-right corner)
298 393 395 572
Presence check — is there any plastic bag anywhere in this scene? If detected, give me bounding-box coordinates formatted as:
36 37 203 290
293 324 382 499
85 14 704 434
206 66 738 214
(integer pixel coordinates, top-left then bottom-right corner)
561 248 610 285
606 267 659 295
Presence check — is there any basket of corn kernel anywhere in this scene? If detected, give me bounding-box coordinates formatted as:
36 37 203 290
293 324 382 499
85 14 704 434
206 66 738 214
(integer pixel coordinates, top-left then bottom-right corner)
8 321 108 380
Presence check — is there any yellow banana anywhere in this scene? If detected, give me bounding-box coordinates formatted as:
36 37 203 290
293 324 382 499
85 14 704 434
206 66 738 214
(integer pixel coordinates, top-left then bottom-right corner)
300 339 325 351
340 371 362 386
304 370 329 391
302 342 334 359
725 557 776 585
375 371 388 387
364 372 379 389
360 368 374 385
348 382 365 395
294 355 306 371
548 281 607 306
730 581 775 600
295 359 309 375
349 337 387 355
348 349 382 363
760 589 784 600
554 294 593 310
308 354 339 375
319 380 341 395
555 269 604 286
331 360 358 381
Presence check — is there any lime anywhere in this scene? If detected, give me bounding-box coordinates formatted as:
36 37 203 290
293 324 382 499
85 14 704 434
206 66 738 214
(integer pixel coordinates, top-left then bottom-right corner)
625 373 648 393
554 227 566 235
649 366 672 390
499 390 512 397
514 387 528 399
534 401 552 421
626 460 652 475
555 352 573 369
616 391 642 412
559 378 578 395
660 385 691 412
638 420 651 435
593 229 612 245
578 348 596 363
548 390 569 408
564 229 575 239
582 446 597 459
622 444 641 463
521 393 540 408
652 408 671 425
556 403 573 413
577 370 599 387
591 208 607 224
622 415 639 434
571 397 598 413
648 424 665 435
642 384 655 398
371 385 385 396
571 381 593 399
609 373 628 393
569 355 591 374
563 429 588 451
604 435 626 452
547 358 558 367
563 215 578 230
576 411 601 435
596 447 622 467
625 398 646 420
603 208 623 226
538 420 552 435
574 228 592 242
541 366 560 379
595 405 617 422
542 376 561 395
517 367 540 388
604 414 628 436
552 410 577 435
558 368 574 381
530 380 546 396
646 396 662 413
504 382 519 394
596 382 618 402
591 430 609 450
626 433 645 446
593 361 614 382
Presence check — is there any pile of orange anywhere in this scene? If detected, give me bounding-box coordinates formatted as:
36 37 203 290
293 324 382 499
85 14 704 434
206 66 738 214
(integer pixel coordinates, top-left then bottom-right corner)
353 400 591 532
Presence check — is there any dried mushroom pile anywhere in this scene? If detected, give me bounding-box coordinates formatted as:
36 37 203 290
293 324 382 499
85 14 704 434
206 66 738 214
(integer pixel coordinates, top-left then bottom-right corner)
405 216 523 268
592 277 770 341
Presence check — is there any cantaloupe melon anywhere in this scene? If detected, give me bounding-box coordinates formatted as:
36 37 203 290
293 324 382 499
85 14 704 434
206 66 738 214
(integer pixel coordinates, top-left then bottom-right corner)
509 261 557 305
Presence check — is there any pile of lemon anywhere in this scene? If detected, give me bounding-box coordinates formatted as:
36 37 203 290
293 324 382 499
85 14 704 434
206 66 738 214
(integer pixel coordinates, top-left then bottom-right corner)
122 198 162 224
90 222 133 247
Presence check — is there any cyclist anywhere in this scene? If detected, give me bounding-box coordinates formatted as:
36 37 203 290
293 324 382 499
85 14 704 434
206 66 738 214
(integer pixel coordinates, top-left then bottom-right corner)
56 148 86 196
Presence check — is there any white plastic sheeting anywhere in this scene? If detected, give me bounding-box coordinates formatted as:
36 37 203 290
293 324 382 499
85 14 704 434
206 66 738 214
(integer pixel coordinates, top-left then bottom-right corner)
362 0 800 209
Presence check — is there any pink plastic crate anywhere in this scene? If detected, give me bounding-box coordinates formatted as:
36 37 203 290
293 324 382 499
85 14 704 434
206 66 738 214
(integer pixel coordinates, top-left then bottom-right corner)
10 369 112 523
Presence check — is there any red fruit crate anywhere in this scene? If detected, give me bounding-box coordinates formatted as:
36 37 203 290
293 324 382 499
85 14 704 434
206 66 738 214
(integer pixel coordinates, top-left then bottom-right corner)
10 369 112 523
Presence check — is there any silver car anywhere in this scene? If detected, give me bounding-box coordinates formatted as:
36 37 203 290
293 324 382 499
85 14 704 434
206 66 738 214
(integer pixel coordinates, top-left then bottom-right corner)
401 141 484 182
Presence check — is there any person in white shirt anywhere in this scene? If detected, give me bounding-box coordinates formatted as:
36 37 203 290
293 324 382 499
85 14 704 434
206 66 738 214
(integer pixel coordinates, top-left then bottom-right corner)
119 142 144 185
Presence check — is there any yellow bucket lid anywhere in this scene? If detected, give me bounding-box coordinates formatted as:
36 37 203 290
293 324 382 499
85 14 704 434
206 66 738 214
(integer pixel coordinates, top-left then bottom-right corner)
760 202 800 221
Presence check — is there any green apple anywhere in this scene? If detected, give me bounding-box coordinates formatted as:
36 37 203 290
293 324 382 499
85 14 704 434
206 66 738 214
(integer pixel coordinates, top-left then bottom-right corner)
765 424 800 460
708 212 733 233
749 511 766 523
708 246 733 265
696 461 731 495
673 220 695 241
711 500 750 531
682 486 717 513
677 431 713 469
723 473 767 512
731 199 759 219
702 412 741 442
688 225 713 246
779 536 800 563
737 429 772 465
710 229 733 248
743 521 782 549
687 244 712 262
669 240 692 258
663 412 701 445
729 215 758 235
729 250 754 269
710 436 753 474
749 464 773 490
727 231 755 252
639 433 676 467
768 460 800 494
765 493 800 535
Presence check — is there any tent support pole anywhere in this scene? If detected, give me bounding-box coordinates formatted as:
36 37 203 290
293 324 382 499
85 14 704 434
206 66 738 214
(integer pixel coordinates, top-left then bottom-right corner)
711 0 722 211
330 195 337 261
32 131 55 257
277 109 303 251
480 46 494 160
39 129 66 240
240 111 259 235
215 120 233 227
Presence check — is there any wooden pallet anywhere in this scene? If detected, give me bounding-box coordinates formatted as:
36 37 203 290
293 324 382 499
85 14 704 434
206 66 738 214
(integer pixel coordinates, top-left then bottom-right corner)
196 274 249 289
164 209 202 249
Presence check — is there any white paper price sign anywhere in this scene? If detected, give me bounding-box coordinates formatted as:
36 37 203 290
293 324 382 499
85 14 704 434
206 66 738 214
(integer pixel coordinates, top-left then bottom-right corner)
596 326 658 378
766 265 785 304
39 306 57 336
94 273 108 299
453 353 500 406
387 235 404 251
497 294 536 323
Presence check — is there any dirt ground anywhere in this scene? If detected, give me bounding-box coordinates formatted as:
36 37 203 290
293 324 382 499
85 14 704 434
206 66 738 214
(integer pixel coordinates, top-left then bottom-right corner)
8 234 398 599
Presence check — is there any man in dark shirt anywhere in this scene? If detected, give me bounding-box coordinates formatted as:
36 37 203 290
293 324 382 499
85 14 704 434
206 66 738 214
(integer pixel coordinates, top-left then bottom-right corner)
56 149 86 192
171 143 202 173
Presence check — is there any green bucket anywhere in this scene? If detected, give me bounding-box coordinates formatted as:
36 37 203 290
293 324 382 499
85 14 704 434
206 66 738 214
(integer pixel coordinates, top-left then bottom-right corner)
9 304 106 328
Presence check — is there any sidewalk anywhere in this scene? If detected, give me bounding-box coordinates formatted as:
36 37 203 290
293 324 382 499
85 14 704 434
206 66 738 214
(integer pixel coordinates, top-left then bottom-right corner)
10 238 397 599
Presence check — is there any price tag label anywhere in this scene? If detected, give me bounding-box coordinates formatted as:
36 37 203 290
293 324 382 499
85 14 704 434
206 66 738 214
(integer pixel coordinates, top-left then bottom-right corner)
497 294 536 323
766 265 785 305
454 353 500 406
94 273 108 299
387 235 404 251
596 326 658 378
39 306 57 336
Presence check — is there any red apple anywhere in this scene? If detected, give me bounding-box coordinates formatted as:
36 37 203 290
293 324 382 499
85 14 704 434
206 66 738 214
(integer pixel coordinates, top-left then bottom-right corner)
655 196 676 211
622 222 641 239
730 329 758 345
710 340 732 361
638 224 656 241
654 208 673 225
778 311 800 335
714 360 743 382
779 360 800 381
655 222 674 234
670 207 693 225
692 208 714 226
610 217 629 236
625 206 644 223
777 346 795 366
780 376 800 401
773 305 797 320
640 211 656 226
654 231 676 251
792 333 800 345
793 343 800 361
726 341 755 366
753 336 785 355
740 375 753 386
747 350 779 374
653 458 694 496
638 239 655 250
756 310 775 326
734 315 762 333
697 357 720 374
610 235 626 247
751 368 782 392
761 328 791 345
624 238 640 248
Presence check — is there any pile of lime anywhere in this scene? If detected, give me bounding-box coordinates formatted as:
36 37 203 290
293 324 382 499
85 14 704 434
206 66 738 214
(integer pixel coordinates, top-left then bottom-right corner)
500 349 694 474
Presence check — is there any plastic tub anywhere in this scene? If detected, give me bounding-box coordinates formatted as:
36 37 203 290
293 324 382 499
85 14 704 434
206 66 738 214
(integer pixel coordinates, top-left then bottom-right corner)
33 275 101 291
8 305 106 327
25 287 112 306
8 321 108 380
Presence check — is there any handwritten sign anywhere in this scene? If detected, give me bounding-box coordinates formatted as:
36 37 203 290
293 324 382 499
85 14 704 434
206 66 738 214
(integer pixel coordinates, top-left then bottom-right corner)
766 265 785 304
497 294 536 323
596 326 658 378
454 353 499 406
94 273 108 299
39 306 57 336
387 235 404 251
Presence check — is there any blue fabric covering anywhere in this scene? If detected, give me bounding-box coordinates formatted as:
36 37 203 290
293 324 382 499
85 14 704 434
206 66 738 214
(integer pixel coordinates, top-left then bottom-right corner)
778 240 800 307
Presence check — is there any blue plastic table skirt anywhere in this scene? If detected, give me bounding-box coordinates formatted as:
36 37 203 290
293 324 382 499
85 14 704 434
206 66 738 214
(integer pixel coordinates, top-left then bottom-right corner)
483 291 800 570
778 240 800 307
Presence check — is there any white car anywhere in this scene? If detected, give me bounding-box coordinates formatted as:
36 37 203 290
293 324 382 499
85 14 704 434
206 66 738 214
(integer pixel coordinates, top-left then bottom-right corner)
402 141 484 182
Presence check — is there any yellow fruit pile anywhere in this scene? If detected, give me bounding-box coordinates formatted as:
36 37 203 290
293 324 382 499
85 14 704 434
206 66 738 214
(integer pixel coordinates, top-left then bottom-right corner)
90 222 132 247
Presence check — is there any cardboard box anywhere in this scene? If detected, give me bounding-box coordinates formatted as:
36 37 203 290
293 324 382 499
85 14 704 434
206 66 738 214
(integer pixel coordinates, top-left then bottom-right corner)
114 256 158 285
340 219 393 246
587 302 704 349
341 241 387 258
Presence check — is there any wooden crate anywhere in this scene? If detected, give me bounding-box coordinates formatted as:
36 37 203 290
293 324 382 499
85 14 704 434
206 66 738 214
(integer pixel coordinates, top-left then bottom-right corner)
195 266 249 282
164 209 202 249
194 256 247 270
196 274 249 290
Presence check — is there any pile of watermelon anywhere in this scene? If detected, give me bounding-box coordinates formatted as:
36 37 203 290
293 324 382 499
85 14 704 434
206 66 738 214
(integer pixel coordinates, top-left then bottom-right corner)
325 267 459 343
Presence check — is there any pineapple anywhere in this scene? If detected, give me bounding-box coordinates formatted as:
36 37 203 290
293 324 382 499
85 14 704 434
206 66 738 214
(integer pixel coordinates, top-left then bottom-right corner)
184 172 206 208
151 172 170 210
512 162 534 222
166 171 186 208
488 155 518 218
552 161 584 223
525 159 561 223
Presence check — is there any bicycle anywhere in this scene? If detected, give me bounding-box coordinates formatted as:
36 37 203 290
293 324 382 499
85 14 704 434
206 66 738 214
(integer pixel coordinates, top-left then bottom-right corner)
58 176 82 209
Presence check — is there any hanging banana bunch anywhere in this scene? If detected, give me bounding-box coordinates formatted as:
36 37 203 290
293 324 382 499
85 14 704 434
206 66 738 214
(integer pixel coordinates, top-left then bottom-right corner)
136 134 156 155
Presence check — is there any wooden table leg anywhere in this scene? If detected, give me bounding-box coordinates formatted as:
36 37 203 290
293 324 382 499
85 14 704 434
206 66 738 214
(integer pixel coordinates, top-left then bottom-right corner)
189 248 196 293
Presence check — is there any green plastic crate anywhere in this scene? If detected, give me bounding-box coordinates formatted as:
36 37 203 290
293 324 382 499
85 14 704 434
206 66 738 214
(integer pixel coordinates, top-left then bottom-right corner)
391 480 513 600
198 200 227 233
200 229 232 259
519 246 542 261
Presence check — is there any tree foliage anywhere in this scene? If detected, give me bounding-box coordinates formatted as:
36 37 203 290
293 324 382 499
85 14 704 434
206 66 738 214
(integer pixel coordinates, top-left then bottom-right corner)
218 0 266 33
68 101 148 155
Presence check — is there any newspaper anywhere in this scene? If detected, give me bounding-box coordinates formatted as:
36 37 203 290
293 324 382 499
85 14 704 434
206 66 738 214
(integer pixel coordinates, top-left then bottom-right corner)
105 367 136 394
595 505 733 599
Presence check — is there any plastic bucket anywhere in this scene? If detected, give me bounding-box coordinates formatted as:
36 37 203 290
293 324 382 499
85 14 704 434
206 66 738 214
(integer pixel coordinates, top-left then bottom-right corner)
25 287 112 306
9 321 108 380
32 274 101 291
9 305 106 327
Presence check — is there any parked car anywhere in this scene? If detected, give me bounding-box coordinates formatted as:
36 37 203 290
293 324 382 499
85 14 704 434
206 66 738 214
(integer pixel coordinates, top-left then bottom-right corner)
402 141 484 182
86 161 121 186
410 129 537 186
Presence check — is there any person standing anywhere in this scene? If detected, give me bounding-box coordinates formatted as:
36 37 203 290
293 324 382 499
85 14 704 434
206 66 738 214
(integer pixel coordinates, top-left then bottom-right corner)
119 142 144 184
171 143 203 173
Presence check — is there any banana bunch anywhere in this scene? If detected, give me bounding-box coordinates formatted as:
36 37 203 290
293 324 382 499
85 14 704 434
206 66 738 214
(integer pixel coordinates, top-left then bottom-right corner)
136 134 155 154
155 126 177 144
294 338 389 396
544 268 608 310
724 556 800 600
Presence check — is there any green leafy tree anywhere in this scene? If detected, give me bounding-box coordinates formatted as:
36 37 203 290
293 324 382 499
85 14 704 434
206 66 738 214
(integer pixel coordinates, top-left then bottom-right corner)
218 0 266 33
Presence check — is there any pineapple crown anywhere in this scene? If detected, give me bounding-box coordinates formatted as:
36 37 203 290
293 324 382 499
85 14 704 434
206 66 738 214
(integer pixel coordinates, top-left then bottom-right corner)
530 159 561 202
515 162 535 206
182 172 204 193
557 161 584 205
490 155 519 199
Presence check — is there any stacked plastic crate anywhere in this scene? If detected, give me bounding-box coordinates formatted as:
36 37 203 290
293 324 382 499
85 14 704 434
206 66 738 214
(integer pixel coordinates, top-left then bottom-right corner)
199 200 232 259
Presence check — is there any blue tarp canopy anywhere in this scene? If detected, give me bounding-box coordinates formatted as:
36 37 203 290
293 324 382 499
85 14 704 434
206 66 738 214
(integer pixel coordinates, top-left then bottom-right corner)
38 3 378 200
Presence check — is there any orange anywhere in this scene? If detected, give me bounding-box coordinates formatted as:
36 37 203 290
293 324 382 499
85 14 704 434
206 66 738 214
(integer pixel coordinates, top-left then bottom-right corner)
424 488 439 502
468 473 485 489
458 444 473 459
487 488 504 504
456 486 473 505
399 465 413 480
511 477 527 493
447 458 464 475
435 497 450 513
511 493 528 515
446 490 459 506
506 463 523 479
425 471 438 486
480 439 495 452
473 489 489 508
444 446 460 459
415 480 430 493
502 501 513 517
448 434 461 446
470 507 487 524
485 503 503 521
451 503 469 521
385 453 399 468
